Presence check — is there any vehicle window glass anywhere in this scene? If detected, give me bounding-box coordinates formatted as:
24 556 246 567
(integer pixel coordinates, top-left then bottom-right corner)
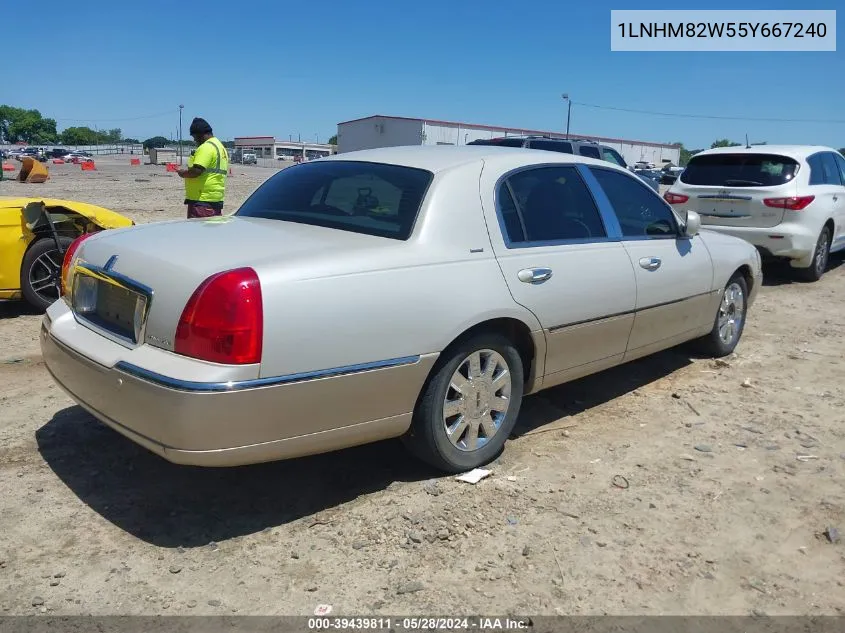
500 166 606 243
578 145 601 159
470 138 524 147
807 154 825 185
236 161 432 240
529 140 573 154
820 153 843 185
601 148 626 167
498 184 526 243
834 153 845 185
589 167 678 238
681 153 799 187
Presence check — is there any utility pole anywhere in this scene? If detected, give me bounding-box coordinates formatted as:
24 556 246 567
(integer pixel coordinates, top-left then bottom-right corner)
178 104 184 165
561 93 571 140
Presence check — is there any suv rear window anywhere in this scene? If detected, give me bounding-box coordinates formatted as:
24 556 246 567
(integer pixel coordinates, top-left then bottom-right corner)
680 153 799 187
236 160 433 240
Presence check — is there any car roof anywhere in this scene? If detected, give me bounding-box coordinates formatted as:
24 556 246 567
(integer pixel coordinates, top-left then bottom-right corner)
693 145 838 160
320 144 616 173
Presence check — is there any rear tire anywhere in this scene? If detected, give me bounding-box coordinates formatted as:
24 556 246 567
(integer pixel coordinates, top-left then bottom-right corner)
402 333 524 473
795 225 831 282
20 236 73 311
693 273 748 358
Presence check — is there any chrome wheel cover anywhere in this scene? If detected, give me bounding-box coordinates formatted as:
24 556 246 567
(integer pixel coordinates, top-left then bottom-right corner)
718 282 745 345
443 349 512 452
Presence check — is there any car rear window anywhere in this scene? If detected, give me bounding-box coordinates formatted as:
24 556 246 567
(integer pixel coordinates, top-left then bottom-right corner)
680 153 799 187
235 160 433 240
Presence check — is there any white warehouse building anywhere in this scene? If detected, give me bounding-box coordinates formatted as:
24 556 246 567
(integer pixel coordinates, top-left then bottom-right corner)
336 115 680 167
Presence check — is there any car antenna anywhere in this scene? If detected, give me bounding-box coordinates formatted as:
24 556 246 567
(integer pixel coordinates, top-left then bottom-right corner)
745 133 751 149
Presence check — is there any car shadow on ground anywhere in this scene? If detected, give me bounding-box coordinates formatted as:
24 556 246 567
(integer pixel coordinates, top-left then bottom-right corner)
36 348 691 548
510 348 692 437
762 251 844 287
0 301 41 319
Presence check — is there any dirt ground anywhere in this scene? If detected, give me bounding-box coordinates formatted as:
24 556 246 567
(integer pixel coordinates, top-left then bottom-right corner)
0 156 844 617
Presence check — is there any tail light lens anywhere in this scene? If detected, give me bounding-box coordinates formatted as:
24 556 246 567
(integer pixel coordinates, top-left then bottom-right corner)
763 195 815 211
663 192 689 204
61 233 94 296
174 267 263 365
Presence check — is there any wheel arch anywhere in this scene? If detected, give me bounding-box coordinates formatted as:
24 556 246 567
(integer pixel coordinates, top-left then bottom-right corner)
423 316 544 397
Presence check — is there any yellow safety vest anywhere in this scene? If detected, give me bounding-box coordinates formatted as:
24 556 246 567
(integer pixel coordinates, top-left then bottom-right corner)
185 137 228 202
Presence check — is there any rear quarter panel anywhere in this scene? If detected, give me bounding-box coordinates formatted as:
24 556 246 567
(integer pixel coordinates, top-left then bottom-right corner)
699 229 761 293
256 161 542 378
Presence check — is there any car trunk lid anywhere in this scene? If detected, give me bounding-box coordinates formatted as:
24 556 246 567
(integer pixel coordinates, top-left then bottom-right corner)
69 216 398 352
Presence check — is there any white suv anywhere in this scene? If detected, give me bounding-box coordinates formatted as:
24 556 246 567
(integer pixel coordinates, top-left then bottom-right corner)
664 145 845 281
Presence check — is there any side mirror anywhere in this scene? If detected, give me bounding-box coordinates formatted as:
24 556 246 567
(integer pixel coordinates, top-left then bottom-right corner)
682 210 701 237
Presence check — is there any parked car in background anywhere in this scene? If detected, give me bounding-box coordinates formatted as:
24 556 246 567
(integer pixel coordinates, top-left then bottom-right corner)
242 152 258 165
468 136 660 192
41 146 761 473
664 145 845 281
659 165 685 185
0 197 134 310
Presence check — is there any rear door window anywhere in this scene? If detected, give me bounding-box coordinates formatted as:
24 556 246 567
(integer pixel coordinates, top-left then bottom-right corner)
529 140 573 154
834 153 845 185
681 153 799 187
820 153 844 185
578 145 602 159
499 166 607 244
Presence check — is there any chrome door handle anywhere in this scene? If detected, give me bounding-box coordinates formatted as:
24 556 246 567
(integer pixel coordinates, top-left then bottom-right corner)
639 256 661 271
517 267 553 284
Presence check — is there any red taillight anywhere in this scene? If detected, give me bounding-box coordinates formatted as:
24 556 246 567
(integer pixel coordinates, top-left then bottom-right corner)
763 195 815 211
174 267 263 365
663 192 689 204
61 233 94 295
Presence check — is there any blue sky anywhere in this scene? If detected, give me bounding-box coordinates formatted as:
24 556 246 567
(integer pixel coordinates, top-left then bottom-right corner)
3 0 842 148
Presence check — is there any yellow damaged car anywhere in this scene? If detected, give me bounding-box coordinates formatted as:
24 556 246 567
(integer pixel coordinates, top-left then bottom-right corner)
0 197 134 311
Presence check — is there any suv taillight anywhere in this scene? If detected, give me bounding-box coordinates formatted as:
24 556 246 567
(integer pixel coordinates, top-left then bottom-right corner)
663 192 689 204
763 195 815 211
174 268 263 365
61 233 94 296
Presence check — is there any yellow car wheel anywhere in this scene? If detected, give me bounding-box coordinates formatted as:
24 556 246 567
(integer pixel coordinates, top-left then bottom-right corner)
20 236 73 311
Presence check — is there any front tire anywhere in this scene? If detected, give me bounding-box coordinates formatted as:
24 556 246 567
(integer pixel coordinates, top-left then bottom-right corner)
693 273 748 357
402 333 524 473
795 225 831 282
20 236 73 311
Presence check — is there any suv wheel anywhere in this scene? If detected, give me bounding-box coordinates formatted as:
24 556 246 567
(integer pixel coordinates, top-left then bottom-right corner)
796 225 831 282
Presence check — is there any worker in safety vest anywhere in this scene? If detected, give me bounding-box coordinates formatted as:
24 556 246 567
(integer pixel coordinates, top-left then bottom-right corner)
177 117 229 218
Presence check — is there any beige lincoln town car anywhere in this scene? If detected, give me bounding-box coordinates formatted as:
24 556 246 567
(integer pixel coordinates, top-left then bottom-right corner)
40 145 762 472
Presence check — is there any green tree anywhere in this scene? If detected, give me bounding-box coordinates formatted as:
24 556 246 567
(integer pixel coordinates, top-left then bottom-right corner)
123 138 140 144
838 148 845 155
60 126 100 145
105 128 122 143
711 139 742 149
328 134 338 145
143 136 169 149
0 105 58 143
672 142 704 166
